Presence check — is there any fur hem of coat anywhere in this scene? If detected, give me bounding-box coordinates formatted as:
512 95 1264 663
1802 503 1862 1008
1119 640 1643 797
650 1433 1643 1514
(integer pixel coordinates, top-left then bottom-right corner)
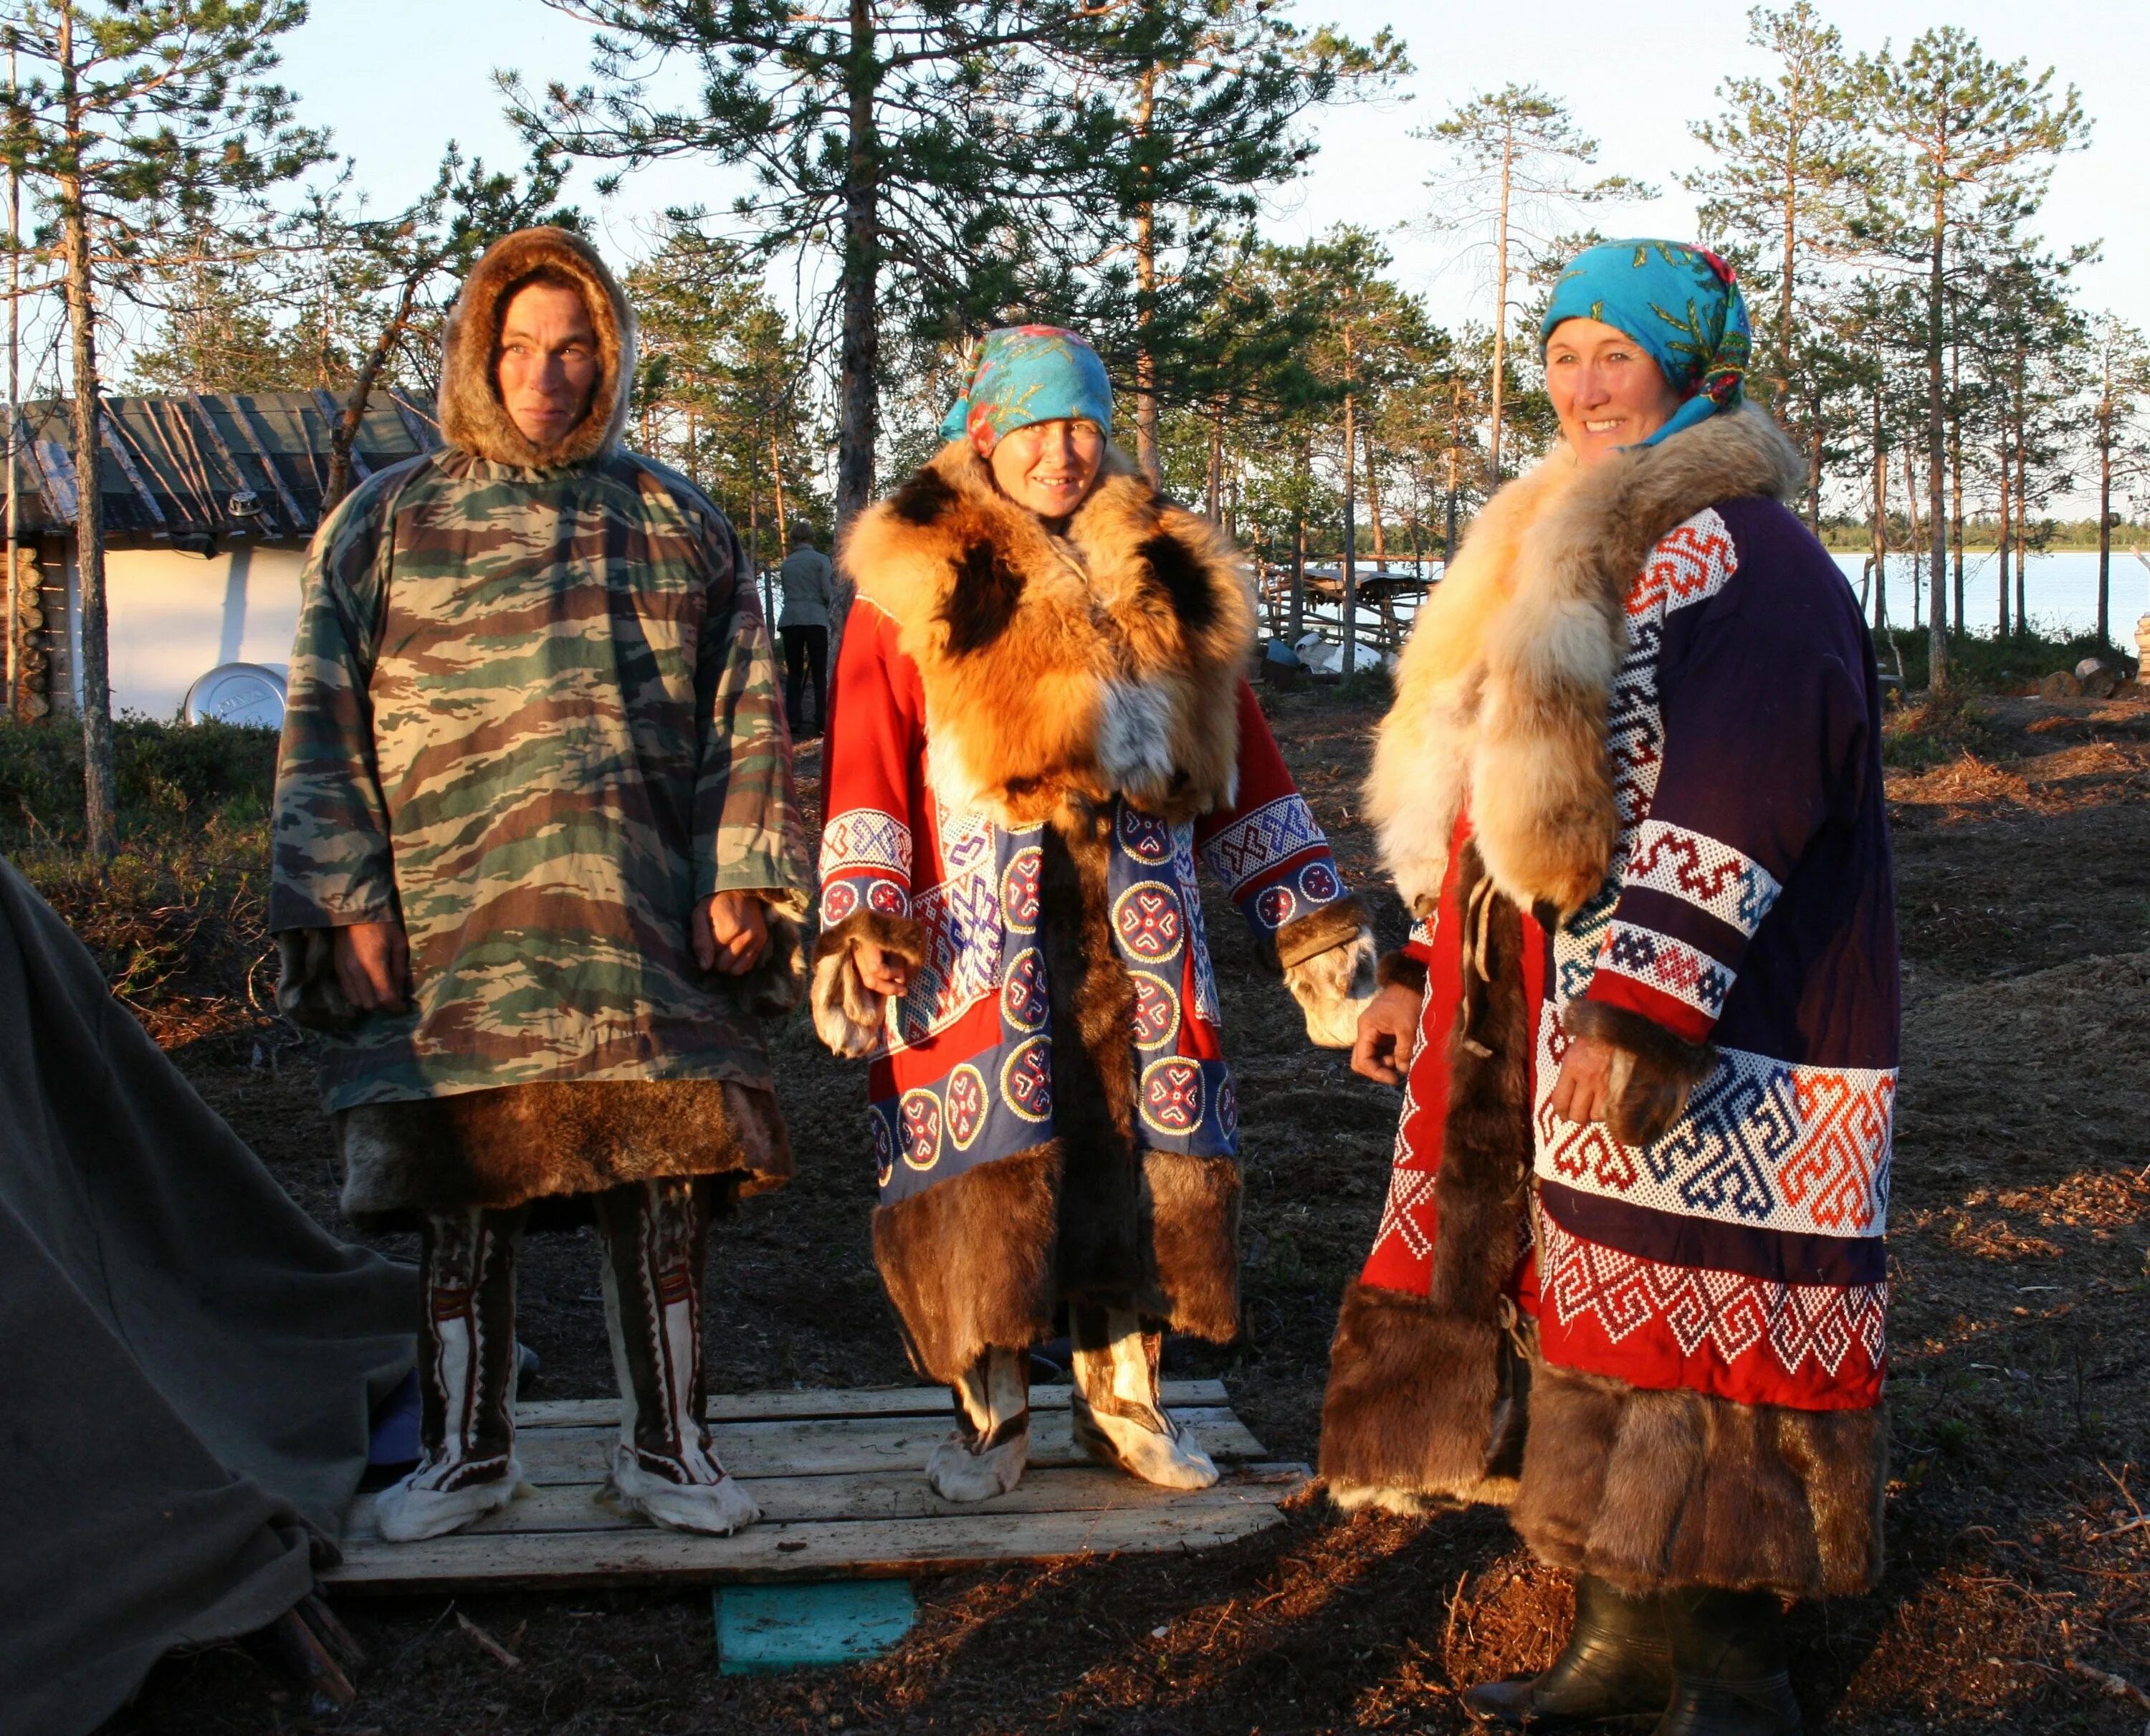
1511 1358 1887 1600
838 439 1256 827
439 226 636 469
1365 405 1804 919
872 1144 1062 1383
335 1077 788 1229
871 1141 1241 1386
1318 1281 1524 1508
1317 842 1535 1502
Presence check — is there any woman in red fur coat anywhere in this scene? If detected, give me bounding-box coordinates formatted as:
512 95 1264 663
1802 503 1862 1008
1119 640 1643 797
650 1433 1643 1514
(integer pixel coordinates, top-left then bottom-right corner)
813 327 1375 1502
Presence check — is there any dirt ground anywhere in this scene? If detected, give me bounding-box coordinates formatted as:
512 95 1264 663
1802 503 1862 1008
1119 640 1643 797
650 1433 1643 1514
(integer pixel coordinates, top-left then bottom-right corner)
98 684 2150 1736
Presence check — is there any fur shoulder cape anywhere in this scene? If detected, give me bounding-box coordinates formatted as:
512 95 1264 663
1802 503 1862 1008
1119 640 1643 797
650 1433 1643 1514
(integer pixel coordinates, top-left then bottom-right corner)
840 441 1256 827
439 226 636 468
1367 406 1804 920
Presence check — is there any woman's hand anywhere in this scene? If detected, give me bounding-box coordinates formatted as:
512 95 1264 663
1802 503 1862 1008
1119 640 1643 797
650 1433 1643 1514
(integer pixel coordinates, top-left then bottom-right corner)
333 920 408 1012
696 892 770 975
854 939 914 998
1350 981 1423 1085
1548 1034 1617 1126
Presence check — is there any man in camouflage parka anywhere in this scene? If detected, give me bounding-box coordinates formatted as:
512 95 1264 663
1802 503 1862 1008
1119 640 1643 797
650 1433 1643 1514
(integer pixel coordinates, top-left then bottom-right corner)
269 227 812 1542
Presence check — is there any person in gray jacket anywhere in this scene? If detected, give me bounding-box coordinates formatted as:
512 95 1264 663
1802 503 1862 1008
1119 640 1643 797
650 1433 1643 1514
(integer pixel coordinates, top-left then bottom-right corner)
776 528 836 736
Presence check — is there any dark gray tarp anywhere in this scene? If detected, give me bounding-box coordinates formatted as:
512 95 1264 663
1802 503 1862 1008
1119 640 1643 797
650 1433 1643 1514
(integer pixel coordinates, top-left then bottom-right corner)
0 857 414 1736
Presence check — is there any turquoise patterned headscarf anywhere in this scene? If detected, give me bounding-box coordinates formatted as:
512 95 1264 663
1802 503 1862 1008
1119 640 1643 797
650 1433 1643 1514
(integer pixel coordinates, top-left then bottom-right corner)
940 325 1114 446
1539 240 1752 448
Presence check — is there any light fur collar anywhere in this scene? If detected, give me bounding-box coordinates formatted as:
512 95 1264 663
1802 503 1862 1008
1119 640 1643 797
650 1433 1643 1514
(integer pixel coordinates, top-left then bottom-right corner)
1367 406 1803 918
841 439 1256 826
439 226 636 469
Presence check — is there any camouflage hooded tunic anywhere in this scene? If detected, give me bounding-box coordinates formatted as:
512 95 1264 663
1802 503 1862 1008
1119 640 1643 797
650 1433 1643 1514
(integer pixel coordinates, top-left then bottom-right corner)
269 228 811 1221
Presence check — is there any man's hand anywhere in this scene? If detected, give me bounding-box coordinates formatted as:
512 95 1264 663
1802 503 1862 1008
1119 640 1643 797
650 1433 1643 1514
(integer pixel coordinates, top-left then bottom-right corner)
1548 1034 1616 1127
854 938 914 999
696 892 770 976
333 920 409 1013
1350 981 1423 1086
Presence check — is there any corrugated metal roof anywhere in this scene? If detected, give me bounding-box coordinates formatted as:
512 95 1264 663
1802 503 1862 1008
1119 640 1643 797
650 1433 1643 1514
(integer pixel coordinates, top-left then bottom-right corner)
5 389 441 540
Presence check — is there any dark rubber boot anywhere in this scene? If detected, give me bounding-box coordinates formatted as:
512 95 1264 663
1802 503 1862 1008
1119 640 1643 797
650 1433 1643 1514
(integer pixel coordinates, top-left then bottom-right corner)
1463 1575 1672 1730
1653 1590 1804 1736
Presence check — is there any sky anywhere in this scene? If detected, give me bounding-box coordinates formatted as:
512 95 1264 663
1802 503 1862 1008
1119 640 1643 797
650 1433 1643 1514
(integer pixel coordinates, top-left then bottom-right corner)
276 0 2150 338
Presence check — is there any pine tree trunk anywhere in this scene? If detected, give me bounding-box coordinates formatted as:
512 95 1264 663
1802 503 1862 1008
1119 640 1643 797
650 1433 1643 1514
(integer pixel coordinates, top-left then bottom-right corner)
325 275 422 518
1924 211 1949 687
1363 414 1386 570
1487 129 1511 490
1341 370 1357 679
2098 388 2113 647
834 0 881 539
59 10 115 856
1997 442 2011 638
1870 387 1888 635
1131 67 1161 487
2014 408 2027 630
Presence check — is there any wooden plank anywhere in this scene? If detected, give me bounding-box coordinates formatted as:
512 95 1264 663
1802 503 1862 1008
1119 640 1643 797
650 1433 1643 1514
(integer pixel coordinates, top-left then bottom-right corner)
326 1497 1290 1593
499 1408 1265 1485
345 1462 1308 1541
516 1379 1231 1430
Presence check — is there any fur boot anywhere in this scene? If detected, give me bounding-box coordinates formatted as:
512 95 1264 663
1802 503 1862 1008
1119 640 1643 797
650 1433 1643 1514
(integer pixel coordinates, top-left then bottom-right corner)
926 1345 1031 1502
375 1206 527 1542
596 1177 758 1536
1069 1305 1218 1489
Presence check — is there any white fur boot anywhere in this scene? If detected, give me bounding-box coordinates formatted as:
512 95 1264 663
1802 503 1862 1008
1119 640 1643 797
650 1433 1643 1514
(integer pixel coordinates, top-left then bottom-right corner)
1070 1306 1218 1490
376 1207 525 1542
925 1345 1030 1502
597 1178 761 1537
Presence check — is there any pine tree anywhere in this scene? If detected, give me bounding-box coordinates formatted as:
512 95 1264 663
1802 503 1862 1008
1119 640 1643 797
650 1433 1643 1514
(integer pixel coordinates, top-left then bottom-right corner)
507 0 1125 538
1038 1 1403 483
2087 314 2150 648
1683 3 1868 518
1859 27 2088 690
1421 85 1648 486
1 0 322 855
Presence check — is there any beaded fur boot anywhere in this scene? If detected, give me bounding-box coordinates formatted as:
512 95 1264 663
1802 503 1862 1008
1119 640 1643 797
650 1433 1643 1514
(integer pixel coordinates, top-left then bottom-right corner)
375 1206 527 1543
597 1177 759 1536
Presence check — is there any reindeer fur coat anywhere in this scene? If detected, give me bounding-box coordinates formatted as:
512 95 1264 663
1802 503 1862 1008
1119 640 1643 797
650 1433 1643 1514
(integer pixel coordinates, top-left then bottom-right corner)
816 440 1372 1383
1320 406 1901 1601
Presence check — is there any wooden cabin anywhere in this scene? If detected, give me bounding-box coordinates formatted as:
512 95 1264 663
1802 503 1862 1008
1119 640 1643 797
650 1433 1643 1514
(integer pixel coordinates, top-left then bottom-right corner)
5 391 439 724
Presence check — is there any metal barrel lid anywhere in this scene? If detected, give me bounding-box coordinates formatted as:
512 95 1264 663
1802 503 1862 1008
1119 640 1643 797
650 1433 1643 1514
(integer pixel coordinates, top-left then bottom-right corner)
182 662 289 729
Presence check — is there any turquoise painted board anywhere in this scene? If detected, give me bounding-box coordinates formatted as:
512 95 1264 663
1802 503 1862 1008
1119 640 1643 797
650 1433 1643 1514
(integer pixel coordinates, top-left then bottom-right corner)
716 1581 918 1674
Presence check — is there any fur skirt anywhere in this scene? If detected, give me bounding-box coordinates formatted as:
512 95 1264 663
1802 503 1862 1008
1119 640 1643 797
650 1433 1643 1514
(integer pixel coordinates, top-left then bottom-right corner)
335 1077 791 1230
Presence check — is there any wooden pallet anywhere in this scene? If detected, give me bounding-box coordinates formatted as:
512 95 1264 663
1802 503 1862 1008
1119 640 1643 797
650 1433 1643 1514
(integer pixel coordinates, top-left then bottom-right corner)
327 1379 1305 1592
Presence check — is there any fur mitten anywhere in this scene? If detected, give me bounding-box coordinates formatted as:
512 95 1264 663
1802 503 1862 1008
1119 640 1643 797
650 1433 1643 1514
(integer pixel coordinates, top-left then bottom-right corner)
1284 927 1379 1049
810 910 928 1058
1564 998 1718 1147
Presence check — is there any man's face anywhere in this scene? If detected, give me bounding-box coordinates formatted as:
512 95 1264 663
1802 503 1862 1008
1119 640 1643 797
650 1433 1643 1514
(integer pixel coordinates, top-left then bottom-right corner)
494 282 600 449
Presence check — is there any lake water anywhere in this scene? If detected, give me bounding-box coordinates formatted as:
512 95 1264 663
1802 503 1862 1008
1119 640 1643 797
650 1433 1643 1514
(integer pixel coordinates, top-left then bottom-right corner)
1289 548 2150 662
1829 550 2150 641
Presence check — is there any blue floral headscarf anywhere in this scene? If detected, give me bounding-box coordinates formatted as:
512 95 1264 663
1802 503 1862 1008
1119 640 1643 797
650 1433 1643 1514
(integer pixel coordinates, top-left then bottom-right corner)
940 325 1114 446
1539 240 1752 448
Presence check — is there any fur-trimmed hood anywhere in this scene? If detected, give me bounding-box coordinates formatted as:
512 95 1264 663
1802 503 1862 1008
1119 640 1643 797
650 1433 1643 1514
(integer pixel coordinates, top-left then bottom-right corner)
1367 406 1803 919
840 439 1256 826
439 225 636 468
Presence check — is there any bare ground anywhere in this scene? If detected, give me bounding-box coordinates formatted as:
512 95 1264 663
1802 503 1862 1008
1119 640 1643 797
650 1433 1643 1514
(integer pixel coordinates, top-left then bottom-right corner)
96 686 2150 1736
